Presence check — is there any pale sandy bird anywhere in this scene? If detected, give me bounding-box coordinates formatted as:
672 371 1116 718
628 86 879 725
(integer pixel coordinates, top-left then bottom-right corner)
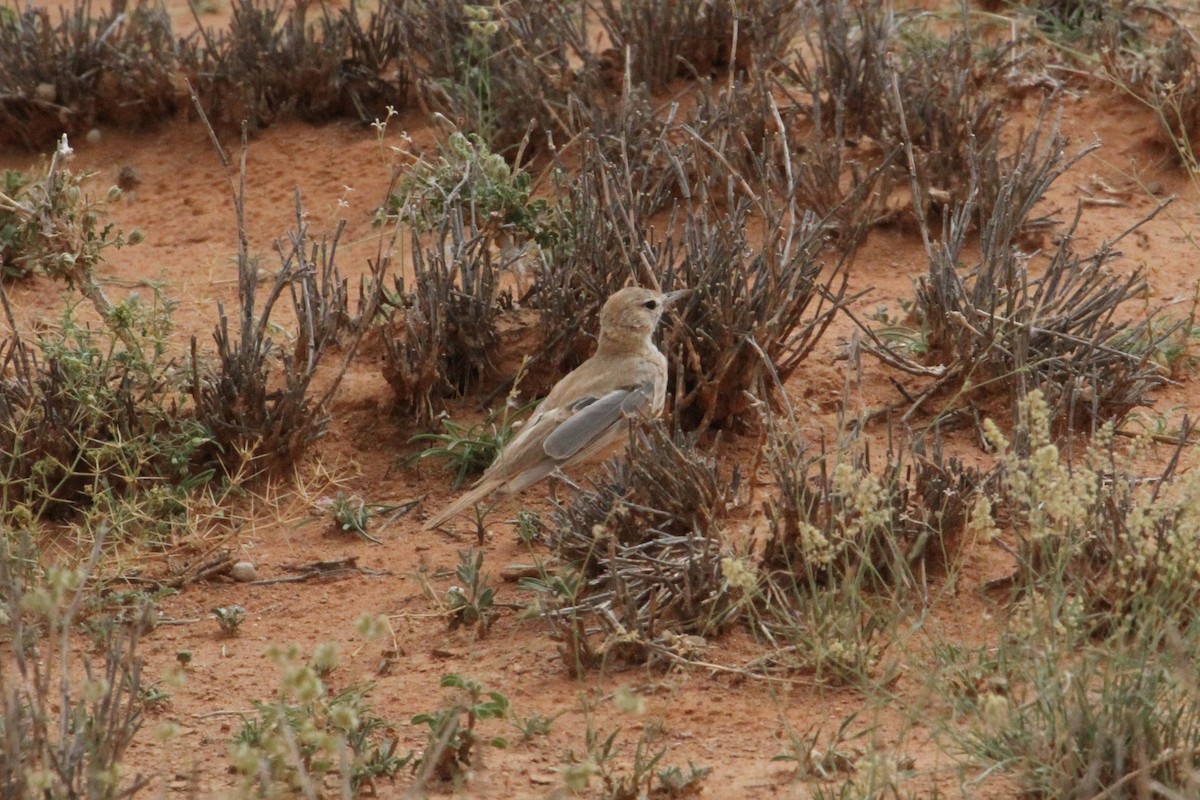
424 286 687 529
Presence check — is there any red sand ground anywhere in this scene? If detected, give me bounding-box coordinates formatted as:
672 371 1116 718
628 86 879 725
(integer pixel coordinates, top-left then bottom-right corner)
4 4 1200 798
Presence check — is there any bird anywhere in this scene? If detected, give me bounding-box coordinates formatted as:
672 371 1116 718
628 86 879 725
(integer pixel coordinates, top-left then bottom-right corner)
423 286 688 529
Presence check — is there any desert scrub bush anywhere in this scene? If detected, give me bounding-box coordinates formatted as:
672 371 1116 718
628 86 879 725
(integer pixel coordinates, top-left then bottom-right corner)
0 1 179 146
380 134 543 422
862 109 1175 431
532 147 850 431
183 0 412 131
188 128 366 476
0 290 213 532
593 0 803 91
0 137 141 286
231 643 408 796
0 531 153 799
755 417 984 683
528 420 738 674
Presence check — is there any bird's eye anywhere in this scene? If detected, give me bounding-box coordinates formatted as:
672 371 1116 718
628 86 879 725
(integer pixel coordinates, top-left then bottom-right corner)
643 300 658 309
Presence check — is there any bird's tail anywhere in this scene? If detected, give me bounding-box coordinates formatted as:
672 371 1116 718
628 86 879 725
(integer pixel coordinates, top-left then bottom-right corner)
423 480 500 530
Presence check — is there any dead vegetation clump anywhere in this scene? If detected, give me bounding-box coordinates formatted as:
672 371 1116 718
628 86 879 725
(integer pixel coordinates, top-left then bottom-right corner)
399 0 589 159
532 421 737 674
0 2 181 147
189 190 352 474
760 426 984 589
183 0 411 132
531 143 850 432
381 208 511 423
0 0 412 147
185 104 381 477
860 108 1176 431
379 132 542 422
593 0 803 91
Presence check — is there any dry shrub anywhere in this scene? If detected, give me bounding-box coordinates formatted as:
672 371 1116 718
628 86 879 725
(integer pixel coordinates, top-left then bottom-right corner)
0 0 411 146
529 141 681 381
381 210 512 423
379 133 538 422
190 181 354 475
183 0 410 131
593 0 803 91
533 421 736 673
760 423 984 590
660 201 846 432
532 144 849 433
788 1 1018 228
399 0 588 158
858 104 1175 431
1124 26 1200 168
0 1 181 146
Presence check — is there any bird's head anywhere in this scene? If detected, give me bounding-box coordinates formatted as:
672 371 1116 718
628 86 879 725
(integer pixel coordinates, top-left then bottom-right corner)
597 286 689 351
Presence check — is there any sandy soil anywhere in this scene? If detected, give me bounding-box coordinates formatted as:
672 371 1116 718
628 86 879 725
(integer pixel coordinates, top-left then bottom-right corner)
3 4 1199 799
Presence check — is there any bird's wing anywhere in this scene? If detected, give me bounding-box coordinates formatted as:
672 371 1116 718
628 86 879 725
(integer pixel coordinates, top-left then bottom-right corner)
542 383 654 460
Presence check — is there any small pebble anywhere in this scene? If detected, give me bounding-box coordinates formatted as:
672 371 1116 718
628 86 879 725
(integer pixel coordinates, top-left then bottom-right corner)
230 561 257 582
86 128 102 144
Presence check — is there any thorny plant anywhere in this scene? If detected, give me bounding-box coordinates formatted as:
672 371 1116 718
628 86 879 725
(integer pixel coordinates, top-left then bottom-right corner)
0 288 212 533
529 421 737 674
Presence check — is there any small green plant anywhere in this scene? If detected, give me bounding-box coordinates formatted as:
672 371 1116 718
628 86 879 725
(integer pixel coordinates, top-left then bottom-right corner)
511 710 559 741
382 131 556 248
409 673 509 788
231 644 408 796
212 605 245 637
773 711 865 779
445 548 497 637
407 372 534 487
561 691 712 798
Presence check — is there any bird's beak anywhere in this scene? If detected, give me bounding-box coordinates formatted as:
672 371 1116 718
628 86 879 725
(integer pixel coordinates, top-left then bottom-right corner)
663 289 692 307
